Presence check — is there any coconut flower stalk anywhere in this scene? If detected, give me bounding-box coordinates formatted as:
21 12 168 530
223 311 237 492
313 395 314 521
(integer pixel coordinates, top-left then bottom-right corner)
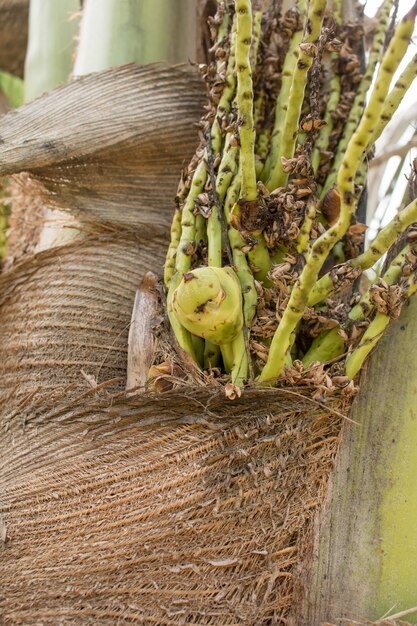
164 0 417 389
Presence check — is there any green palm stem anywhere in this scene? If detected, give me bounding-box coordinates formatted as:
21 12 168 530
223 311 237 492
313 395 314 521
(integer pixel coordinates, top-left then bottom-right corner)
302 328 345 368
225 173 257 384
225 174 257 328
308 195 417 306
165 10 235 284
352 52 417 190
320 0 395 199
261 30 303 185
312 73 341 174
346 277 417 379
211 18 237 158
251 10 263 68
266 0 326 191
302 244 412 367
258 8 417 384
195 214 207 247
235 0 257 202
332 0 342 24
296 198 317 254
167 159 208 363
164 208 182 286
233 0 272 284
371 53 417 146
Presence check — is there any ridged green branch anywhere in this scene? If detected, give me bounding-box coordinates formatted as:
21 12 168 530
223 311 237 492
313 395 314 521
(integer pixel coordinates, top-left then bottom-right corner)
371 52 417 145
164 208 182 286
236 0 257 202
262 30 303 184
302 244 412 366
321 0 395 197
312 74 340 174
225 174 257 328
259 8 417 383
167 159 208 362
297 199 317 254
346 277 417 379
308 196 417 306
267 0 326 191
211 19 237 156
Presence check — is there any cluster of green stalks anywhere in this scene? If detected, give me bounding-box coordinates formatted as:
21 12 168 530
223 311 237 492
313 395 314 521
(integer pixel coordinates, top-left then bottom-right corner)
163 0 417 388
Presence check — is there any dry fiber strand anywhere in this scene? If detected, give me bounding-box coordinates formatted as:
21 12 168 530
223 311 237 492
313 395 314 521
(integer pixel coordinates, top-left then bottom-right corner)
0 64 206 233
1 383 347 625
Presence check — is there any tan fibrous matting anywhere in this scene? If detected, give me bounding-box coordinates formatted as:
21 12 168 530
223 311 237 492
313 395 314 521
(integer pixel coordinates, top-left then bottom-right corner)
1 381 346 625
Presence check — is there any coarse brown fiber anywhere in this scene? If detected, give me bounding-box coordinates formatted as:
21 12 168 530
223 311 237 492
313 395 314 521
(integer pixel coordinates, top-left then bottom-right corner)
0 63 206 233
1 380 348 625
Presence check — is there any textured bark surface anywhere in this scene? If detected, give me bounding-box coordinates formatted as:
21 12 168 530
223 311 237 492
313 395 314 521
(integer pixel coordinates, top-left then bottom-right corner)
301 297 417 625
0 64 206 233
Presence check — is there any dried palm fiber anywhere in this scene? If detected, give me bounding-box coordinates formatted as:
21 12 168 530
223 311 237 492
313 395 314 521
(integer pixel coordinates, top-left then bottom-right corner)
0 377 350 624
0 234 168 409
4 174 46 263
0 63 206 234
0 0 29 78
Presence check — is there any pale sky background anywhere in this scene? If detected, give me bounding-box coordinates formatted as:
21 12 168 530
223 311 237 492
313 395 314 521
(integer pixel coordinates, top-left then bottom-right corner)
362 0 417 242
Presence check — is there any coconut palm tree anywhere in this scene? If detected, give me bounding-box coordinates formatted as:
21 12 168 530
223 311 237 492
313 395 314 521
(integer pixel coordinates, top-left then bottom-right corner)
1 2 417 624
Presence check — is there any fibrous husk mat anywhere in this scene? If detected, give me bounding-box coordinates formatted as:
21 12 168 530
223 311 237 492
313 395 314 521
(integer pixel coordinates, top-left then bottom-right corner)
0 62 355 624
1 379 348 624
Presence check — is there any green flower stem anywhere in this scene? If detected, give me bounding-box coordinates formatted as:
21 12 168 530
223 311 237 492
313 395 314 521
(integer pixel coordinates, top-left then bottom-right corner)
258 9 416 383
355 197 417 268
247 238 272 284
211 20 237 156
296 199 317 254
302 246 411 367
371 52 417 146
164 208 182 287
225 174 257 327
220 341 235 372
346 279 417 379
321 0 395 198
224 174 256 385
251 10 263 68
236 0 257 202
234 0 272 284
267 0 326 191
258 232 335 382
165 9 234 288
204 341 220 369
312 73 340 174
230 330 249 386
195 214 207 247
345 312 391 379
167 159 208 361
261 30 303 185
302 328 345 368
309 196 417 306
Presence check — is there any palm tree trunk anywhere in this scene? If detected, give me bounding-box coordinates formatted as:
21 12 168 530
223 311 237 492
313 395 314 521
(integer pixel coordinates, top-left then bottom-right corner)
301 297 417 624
